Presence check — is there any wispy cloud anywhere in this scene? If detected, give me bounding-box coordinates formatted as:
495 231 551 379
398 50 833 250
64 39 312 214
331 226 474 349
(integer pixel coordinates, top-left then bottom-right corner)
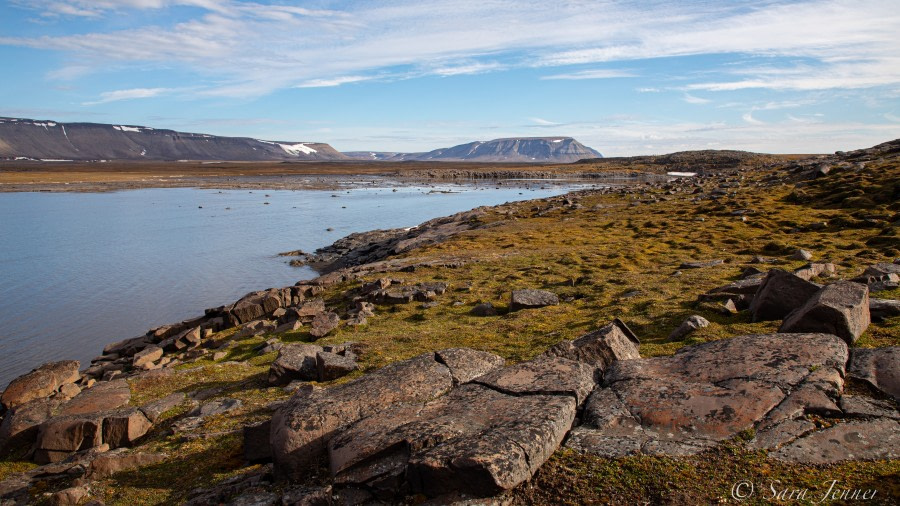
682 93 710 104
541 69 636 80
529 117 561 126
742 112 764 125
294 76 371 88
83 87 175 105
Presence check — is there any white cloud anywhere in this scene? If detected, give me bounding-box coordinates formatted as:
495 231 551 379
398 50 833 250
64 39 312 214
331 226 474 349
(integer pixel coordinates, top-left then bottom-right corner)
83 87 174 105
682 93 710 104
530 117 560 126
741 112 764 125
294 76 371 88
541 69 636 80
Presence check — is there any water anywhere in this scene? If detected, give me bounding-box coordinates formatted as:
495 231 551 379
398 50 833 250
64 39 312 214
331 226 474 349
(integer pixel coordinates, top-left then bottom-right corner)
0 183 581 387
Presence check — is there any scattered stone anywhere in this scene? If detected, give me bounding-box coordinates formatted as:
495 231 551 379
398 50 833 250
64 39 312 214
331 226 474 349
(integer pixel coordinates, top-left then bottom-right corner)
139 392 185 423
309 312 340 338
274 320 303 333
791 249 813 261
102 408 153 448
87 448 166 478
471 302 497 316
435 348 505 385
212 351 228 361
133 346 163 369
189 398 243 418
667 315 710 341
870 298 900 322
1 361 80 409
792 262 836 281
509 289 559 311
236 320 277 338
749 269 820 321
268 344 323 385
315 352 358 381
847 347 900 401
543 319 639 371
49 485 89 506
678 259 724 269
780 281 870 344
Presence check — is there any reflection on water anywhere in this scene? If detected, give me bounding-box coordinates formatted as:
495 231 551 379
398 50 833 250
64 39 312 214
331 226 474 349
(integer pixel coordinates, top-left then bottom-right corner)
0 182 588 386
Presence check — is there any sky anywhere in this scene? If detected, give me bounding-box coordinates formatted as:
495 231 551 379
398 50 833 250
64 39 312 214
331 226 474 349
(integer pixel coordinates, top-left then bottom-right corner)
1 0 899 156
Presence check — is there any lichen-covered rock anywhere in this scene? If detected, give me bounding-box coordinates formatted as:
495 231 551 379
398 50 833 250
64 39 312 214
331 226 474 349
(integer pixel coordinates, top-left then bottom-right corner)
267 344 323 385
772 419 899 464
86 449 167 478
667 315 710 341
473 356 595 405
542 319 639 370
60 379 131 416
309 312 340 338
847 347 900 401
1 361 80 409
102 408 152 448
749 269 820 321
315 352 358 382
780 281 870 344
435 348 505 385
509 289 559 311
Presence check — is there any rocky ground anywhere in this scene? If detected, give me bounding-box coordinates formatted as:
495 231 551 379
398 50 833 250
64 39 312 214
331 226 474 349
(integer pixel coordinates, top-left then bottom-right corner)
1 141 899 505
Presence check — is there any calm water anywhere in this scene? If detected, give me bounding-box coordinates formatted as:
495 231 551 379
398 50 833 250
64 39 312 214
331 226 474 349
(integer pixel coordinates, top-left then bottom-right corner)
0 183 580 387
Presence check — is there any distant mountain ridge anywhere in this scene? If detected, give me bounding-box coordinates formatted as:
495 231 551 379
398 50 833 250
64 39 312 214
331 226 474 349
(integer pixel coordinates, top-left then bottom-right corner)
344 137 603 163
0 117 348 161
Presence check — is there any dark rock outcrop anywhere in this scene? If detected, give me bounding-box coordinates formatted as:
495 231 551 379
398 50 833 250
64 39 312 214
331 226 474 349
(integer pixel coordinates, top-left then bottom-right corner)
749 269 820 321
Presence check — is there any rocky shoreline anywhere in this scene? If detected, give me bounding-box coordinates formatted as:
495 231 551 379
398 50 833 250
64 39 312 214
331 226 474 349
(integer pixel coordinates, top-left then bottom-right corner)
1 140 899 504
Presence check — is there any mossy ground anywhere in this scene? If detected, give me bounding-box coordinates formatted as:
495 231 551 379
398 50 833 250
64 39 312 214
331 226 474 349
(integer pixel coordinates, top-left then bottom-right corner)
3 158 899 504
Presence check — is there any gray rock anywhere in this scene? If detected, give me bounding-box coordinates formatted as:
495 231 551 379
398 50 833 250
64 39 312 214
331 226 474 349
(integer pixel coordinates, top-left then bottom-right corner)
133 346 163 369
86 449 166 478
792 262 836 281
309 312 340 338
839 395 899 420
749 269 820 321
1 361 80 409
847 347 900 401
667 315 710 341
870 298 900 322
434 348 505 385
509 289 559 311
678 259 724 269
772 419 899 464
61 379 131 416
315 352 358 381
471 302 497 316
542 319 640 371
779 281 870 344
139 392 185 423
268 344 323 385
189 398 242 418
791 249 813 261
473 355 595 405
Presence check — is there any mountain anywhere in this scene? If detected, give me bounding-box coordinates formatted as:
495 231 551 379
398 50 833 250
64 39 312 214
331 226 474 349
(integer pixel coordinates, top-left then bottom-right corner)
343 137 603 163
0 117 348 161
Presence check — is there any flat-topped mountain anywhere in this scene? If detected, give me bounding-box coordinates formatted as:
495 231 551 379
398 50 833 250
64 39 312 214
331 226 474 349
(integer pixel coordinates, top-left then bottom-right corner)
344 137 603 163
0 118 348 161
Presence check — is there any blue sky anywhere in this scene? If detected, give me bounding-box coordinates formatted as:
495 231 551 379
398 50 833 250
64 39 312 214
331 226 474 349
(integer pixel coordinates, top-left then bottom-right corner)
1 0 898 155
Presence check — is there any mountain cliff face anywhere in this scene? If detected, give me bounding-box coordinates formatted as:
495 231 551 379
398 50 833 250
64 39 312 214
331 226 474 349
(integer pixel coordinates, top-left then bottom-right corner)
344 137 603 163
0 118 348 161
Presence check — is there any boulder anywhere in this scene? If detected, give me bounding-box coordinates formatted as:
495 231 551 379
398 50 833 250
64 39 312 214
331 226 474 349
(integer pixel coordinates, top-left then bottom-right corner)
102 408 153 448
434 348 505 385
271 353 456 478
791 249 813 261
268 344 323 385
792 262 836 281
1 360 80 409
315 352 358 382
0 397 63 455
749 269 820 321
309 312 340 338
133 346 163 369
471 302 497 316
870 298 900 322
60 379 131 416
567 333 848 457
230 289 284 324
667 315 710 341
86 449 167 478
780 281 870 344
509 289 559 311
542 319 639 371
243 420 272 464
35 413 105 463
49 486 89 506
472 356 595 405
847 347 900 401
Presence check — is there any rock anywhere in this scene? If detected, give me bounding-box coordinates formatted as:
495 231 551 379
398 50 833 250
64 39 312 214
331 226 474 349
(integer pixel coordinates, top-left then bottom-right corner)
847 347 900 401
212 351 228 361
58 383 81 399
860 262 900 278
189 398 242 418
236 320 277 338
792 262 836 281
779 281 870 344
274 320 303 333
102 408 153 448
288 299 327 321
542 319 639 371
678 259 724 269
35 413 105 463
49 486 89 506
309 312 340 338
791 249 813 261
667 315 710 341
329 383 576 498
268 344 323 385
244 420 272 464
749 269 820 321
0 397 63 455
839 395 900 420
280 486 332 506
227 492 279 506
133 346 163 369
315 352 358 381
230 289 284 324
567 333 847 458
471 303 497 317
353 301 375 317
1 360 80 409
434 348 505 385
87 449 166 478
271 353 455 479
870 298 900 322
139 392 185 423
61 380 131 416
509 289 559 311
772 419 899 464
473 356 595 405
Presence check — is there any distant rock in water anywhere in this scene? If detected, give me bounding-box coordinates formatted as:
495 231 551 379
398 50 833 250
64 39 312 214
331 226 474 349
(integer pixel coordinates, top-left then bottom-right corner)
343 137 603 163
0 117 348 161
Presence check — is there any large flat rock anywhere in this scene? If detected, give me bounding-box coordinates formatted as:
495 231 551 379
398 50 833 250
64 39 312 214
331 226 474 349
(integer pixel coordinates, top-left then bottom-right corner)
270 352 459 479
847 347 900 401
568 333 848 457
772 419 900 464
60 379 131 416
